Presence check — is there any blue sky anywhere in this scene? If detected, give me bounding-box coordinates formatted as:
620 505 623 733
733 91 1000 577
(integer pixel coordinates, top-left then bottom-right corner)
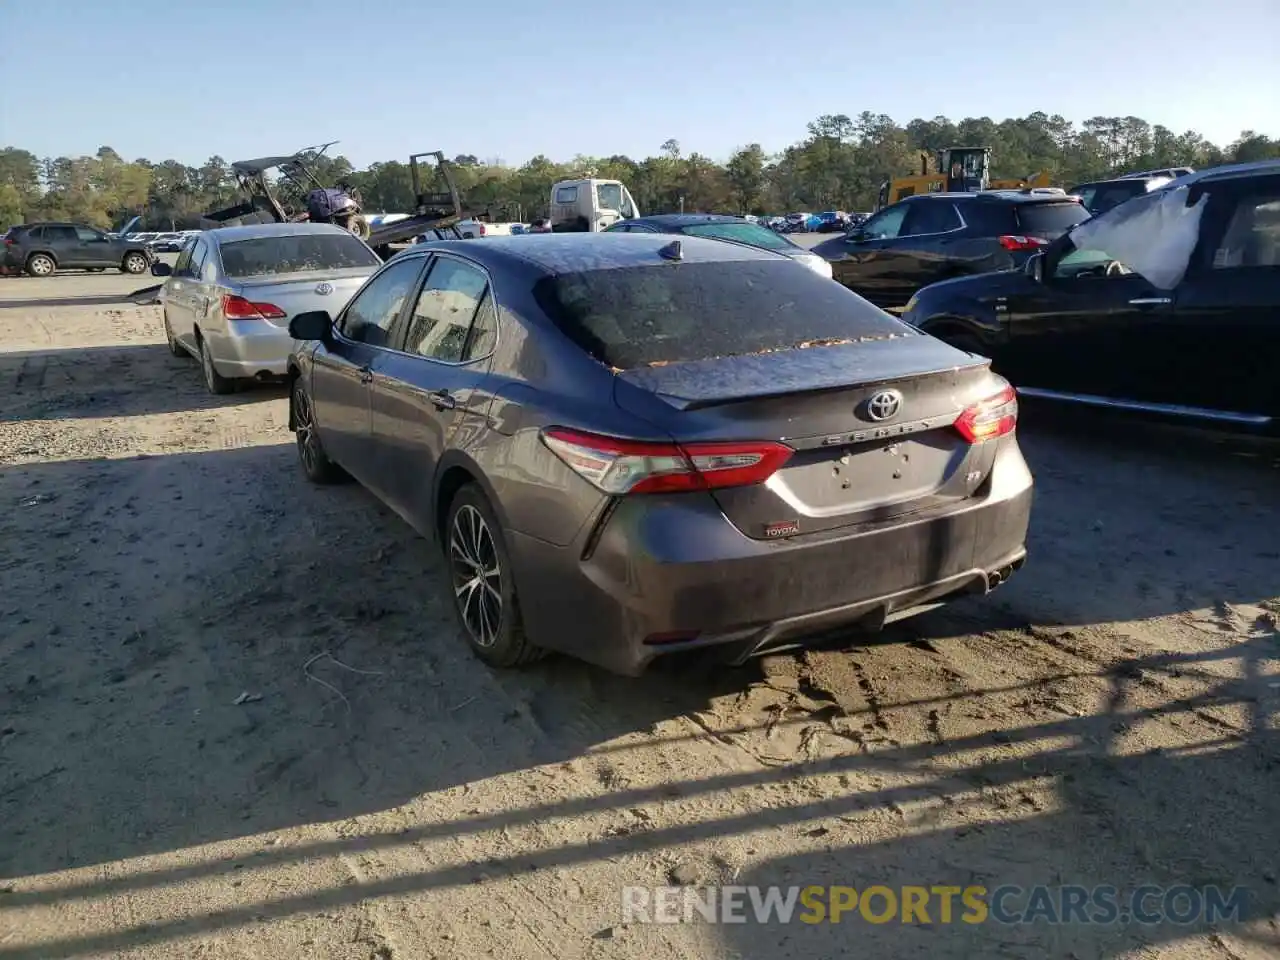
2 0 1277 168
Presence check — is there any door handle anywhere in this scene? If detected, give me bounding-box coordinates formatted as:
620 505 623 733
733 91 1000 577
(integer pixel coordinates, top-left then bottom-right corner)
1128 297 1172 306
429 389 456 411
358 366 373 384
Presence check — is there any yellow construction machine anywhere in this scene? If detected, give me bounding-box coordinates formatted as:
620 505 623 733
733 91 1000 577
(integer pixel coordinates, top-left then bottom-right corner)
875 147 1053 209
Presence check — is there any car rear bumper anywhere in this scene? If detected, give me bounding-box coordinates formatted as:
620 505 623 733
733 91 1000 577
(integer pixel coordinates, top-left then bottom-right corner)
207 323 296 378
506 435 1034 675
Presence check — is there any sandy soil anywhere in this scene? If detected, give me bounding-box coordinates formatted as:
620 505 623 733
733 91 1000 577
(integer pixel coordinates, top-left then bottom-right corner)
0 281 1277 960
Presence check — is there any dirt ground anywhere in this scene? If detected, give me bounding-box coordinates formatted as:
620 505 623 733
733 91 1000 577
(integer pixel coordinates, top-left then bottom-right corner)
1 274 1278 960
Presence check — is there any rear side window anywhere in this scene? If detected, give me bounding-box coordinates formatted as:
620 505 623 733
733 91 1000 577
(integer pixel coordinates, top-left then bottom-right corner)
678 221 797 252
902 201 963 236
404 256 490 362
1016 202 1090 236
554 185 578 204
1212 191 1280 269
533 260 911 370
219 233 380 278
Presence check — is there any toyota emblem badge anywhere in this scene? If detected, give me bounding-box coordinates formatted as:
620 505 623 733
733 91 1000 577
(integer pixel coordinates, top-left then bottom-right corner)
315 282 334 296
864 390 903 422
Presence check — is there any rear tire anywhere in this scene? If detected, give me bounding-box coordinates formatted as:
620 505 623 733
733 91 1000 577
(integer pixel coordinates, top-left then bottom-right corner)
121 251 148 274
162 310 186 357
443 484 542 668
198 335 235 395
25 253 55 277
291 376 346 483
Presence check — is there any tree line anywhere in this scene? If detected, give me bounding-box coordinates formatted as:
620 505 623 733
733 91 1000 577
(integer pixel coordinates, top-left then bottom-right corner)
2 111 1278 231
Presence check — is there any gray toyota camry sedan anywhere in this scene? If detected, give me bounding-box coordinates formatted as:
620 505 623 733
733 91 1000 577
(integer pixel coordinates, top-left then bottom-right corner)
286 233 1033 676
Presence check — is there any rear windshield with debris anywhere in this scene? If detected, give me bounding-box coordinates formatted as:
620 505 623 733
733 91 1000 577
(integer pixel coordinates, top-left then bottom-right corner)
533 260 909 369
218 234 380 279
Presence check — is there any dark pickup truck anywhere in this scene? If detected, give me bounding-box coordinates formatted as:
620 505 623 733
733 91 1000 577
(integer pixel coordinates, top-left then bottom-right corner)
2 222 153 277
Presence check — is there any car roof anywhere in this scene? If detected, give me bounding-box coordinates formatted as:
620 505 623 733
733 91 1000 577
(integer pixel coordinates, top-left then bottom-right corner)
908 191 1079 205
1165 158 1280 188
204 222 356 243
630 214 751 227
401 232 786 275
1068 176 1166 189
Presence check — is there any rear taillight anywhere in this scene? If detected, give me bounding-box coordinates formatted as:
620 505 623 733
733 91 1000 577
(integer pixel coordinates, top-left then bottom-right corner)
998 235 1048 251
477 223 486 236
222 294 285 320
541 428 792 495
954 383 1018 443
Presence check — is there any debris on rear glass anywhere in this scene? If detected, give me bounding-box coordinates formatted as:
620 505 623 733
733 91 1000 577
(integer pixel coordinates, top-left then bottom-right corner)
620 332 911 369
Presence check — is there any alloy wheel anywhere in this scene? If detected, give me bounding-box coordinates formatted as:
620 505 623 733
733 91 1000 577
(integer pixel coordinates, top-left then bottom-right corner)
294 383 318 474
449 504 502 648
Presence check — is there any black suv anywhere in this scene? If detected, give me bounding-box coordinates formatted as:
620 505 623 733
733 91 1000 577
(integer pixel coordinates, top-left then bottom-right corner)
812 190 1090 309
1066 175 1172 216
2 222 153 277
902 160 1280 436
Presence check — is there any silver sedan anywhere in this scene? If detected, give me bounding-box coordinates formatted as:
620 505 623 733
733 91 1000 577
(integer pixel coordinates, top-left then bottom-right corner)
153 222 383 394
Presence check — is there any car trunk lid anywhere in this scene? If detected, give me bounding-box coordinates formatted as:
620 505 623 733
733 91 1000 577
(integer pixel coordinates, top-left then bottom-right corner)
614 336 1002 539
229 268 373 327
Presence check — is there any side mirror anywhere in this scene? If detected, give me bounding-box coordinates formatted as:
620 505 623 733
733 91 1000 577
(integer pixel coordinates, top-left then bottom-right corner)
289 309 333 342
150 262 172 277
1025 254 1044 283
846 230 868 244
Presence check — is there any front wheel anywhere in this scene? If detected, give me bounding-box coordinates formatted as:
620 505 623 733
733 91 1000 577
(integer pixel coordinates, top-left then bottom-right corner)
121 252 148 274
291 376 346 483
444 484 541 668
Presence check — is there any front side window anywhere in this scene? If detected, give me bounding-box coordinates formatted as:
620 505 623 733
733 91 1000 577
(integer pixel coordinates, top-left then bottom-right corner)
188 240 209 279
596 182 623 212
858 205 908 240
75 226 105 242
1052 247 1131 279
338 257 422 347
1212 193 1280 269
404 257 490 362
173 242 194 274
